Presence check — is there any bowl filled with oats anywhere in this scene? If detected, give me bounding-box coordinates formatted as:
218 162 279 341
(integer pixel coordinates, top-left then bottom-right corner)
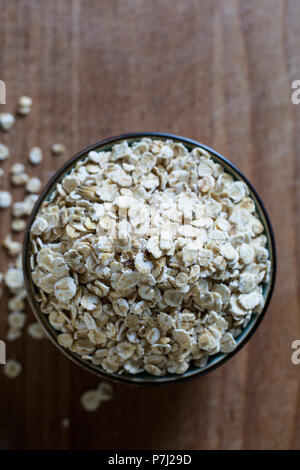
23 133 276 384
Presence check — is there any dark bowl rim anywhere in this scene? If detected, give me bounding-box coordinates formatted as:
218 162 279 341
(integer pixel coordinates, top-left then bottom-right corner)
23 132 277 386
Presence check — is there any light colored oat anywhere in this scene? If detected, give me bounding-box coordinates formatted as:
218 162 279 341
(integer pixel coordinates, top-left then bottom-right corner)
0 113 15 131
29 147 43 165
239 290 261 310
29 138 270 376
62 418 70 428
27 322 45 340
144 364 161 376
57 333 73 348
13 194 38 218
80 389 102 412
24 194 39 212
2 234 22 256
4 267 24 290
10 163 25 174
97 382 114 401
51 143 66 156
13 201 26 217
8 296 25 311
6 327 22 341
0 142 9 161
3 359 22 378
18 96 32 115
0 190 12 209
11 172 29 186
54 277 76 302
18 96 32 108
26 176 42 193
7 311 26 329
220 332 236 353
81 294 99 311
49 312 65 330
11 218 26 232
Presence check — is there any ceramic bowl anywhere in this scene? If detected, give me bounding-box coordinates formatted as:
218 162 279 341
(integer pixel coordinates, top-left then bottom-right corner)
23 133 276 385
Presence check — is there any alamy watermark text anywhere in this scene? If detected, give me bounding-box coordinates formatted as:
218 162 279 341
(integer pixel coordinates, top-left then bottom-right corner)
0 80 6 104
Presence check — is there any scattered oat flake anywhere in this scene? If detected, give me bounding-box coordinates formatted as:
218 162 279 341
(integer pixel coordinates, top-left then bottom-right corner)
97 382 114 401
3 359 22 378
11 172 29 187
27 322 45 340
18 96 32 115
62 418 70 428
0 113 15 131
26 177 42 193
8 296 25 311
10 163 25 174
4 268 24 290
0 142 9 161
0 191 12 209
11 218 26 232
2 234 22 256
7 311 26 329
29 147 43 165
80 389 102 412
51 143 66 156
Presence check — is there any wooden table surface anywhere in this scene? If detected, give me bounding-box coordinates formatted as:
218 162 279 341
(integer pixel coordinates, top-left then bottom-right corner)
0 0 299 450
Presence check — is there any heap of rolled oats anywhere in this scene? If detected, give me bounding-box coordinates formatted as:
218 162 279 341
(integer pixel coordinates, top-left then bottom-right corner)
29 138 271 376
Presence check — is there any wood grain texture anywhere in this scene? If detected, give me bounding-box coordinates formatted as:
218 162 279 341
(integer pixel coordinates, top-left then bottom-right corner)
0 0 299 450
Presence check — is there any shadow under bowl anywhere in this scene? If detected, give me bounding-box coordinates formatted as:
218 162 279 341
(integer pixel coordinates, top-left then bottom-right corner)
23 132 277 386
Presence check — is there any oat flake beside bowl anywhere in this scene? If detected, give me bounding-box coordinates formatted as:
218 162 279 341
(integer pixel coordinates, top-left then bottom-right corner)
24 134 275 384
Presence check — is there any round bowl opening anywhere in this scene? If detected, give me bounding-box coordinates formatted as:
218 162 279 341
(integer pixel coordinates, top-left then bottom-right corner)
23 133 276 385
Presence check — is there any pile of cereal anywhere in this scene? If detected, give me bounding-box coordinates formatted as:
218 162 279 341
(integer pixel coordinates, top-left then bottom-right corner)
29 138 271 376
